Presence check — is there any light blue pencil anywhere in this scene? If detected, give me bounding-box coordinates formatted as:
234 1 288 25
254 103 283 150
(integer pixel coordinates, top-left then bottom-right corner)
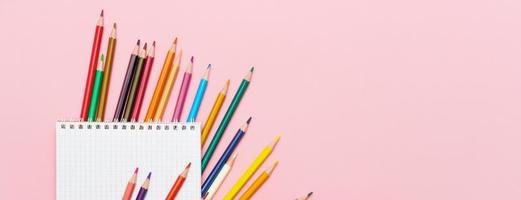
187 64 211 122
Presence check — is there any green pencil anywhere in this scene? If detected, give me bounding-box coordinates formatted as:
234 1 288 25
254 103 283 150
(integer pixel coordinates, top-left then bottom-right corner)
87 54 105 121
202 67 254 171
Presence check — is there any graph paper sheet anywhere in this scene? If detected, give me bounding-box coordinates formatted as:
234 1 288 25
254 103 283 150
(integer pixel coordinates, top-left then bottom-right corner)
56 122 201 200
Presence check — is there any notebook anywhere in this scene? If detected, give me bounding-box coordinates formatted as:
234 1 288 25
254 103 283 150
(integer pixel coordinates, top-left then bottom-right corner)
56 121 201 200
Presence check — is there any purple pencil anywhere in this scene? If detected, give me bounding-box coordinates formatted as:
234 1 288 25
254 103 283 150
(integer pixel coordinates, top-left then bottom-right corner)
171 56 194 122
135 172 151 200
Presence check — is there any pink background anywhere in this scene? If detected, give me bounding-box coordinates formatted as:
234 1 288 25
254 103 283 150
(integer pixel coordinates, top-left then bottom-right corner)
2 0 521 199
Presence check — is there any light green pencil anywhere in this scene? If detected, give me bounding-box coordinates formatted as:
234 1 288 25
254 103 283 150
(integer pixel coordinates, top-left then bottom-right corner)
88 54 105 121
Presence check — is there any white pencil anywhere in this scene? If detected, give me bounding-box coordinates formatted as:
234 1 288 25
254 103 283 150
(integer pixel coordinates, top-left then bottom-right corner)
203 153 237 200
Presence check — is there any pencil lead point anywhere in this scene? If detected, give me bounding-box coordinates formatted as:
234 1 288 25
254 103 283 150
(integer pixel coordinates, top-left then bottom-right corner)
100 54 105 61
137 39 141 45
174 37 178 44
113 23 117 29
247 117 252 124
250 66 255 72
134 167 139 174
100 9 104 17
146 172 152 179
143 43 148 50
226 79 230 85
186 162 192 169
152 41 156 46
190 56 194 63
207 64 212 69
307 192 313 197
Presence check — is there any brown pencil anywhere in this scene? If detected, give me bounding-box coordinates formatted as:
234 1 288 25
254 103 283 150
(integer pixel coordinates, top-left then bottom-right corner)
113 40 140 121
96 22 117 121
122 43 147 121
296 192 313 200
131 41 155 121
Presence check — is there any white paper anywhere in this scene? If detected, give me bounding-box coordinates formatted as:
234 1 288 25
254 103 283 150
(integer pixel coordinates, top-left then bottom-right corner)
56 122 201 200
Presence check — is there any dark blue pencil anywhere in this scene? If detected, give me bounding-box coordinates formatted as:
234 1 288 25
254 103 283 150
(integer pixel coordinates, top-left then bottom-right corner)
201 117 251 195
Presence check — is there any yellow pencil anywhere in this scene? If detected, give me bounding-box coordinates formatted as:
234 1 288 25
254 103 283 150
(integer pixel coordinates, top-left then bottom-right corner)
238 161 279 200
201 80 230 146
144 38 177 121
153 49 182 121
223 135 281 200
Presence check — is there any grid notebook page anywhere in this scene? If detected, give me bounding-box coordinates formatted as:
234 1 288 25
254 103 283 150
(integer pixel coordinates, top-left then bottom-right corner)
56 122 201 200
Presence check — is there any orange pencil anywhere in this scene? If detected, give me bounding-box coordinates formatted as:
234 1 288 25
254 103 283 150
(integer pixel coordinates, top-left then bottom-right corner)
144 38 177 121
238 161 279 200
122 168 138 200
165 162 191 200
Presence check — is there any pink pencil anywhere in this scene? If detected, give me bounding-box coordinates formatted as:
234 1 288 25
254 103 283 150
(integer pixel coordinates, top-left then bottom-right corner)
131 41 156 121
171 56 193 122
122 168 138 200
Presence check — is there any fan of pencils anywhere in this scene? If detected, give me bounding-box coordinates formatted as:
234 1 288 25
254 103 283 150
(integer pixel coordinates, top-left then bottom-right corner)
77 10 313 200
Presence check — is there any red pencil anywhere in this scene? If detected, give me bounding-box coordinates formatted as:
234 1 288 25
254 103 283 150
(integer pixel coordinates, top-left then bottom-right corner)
165 162 191 200
80 10 104 121
131 41 155 121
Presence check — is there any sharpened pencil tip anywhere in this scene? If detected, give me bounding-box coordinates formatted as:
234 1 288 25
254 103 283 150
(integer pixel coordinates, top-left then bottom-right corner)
143 43 148 50
113 22 117 29
247 117 252 124
226 79 230 85
152 41 156 46
190 56 194 63
146 172 152 179
137 39 141 45
174 37 178 44
100 9 104 17
250 66 255 72
100 54 105 61
134 167 139 173
307 192 313 197
207 64 212 69
186 162 191 169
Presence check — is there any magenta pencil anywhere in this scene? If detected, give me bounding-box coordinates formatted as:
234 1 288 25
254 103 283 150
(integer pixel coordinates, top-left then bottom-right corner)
171 56 194 122
131 41 155 121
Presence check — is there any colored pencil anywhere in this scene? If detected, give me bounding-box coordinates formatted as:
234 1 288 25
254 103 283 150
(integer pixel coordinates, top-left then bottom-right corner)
238 161 279 200
87 54 105 121
145 38 177 121
203 154 237 200
135 172 151 200
122 168 139 200
153 50 182 121
223 135 280 200
171 56 194 122
122 43 147 121
202 67 254 171
80 10 104 121
131 41 155 121
187 64 211 122
202 117 251 195
96 23 117 121
165 162 191 200
113 40 140 121
201 80 229 146
296 192 313 200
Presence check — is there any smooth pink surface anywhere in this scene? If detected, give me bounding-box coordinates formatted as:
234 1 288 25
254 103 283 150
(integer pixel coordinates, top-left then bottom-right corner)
2 0 521 199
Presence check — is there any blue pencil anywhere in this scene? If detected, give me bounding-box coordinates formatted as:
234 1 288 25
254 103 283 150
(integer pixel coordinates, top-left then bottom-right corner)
201 117 251 195
187 64 211 122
